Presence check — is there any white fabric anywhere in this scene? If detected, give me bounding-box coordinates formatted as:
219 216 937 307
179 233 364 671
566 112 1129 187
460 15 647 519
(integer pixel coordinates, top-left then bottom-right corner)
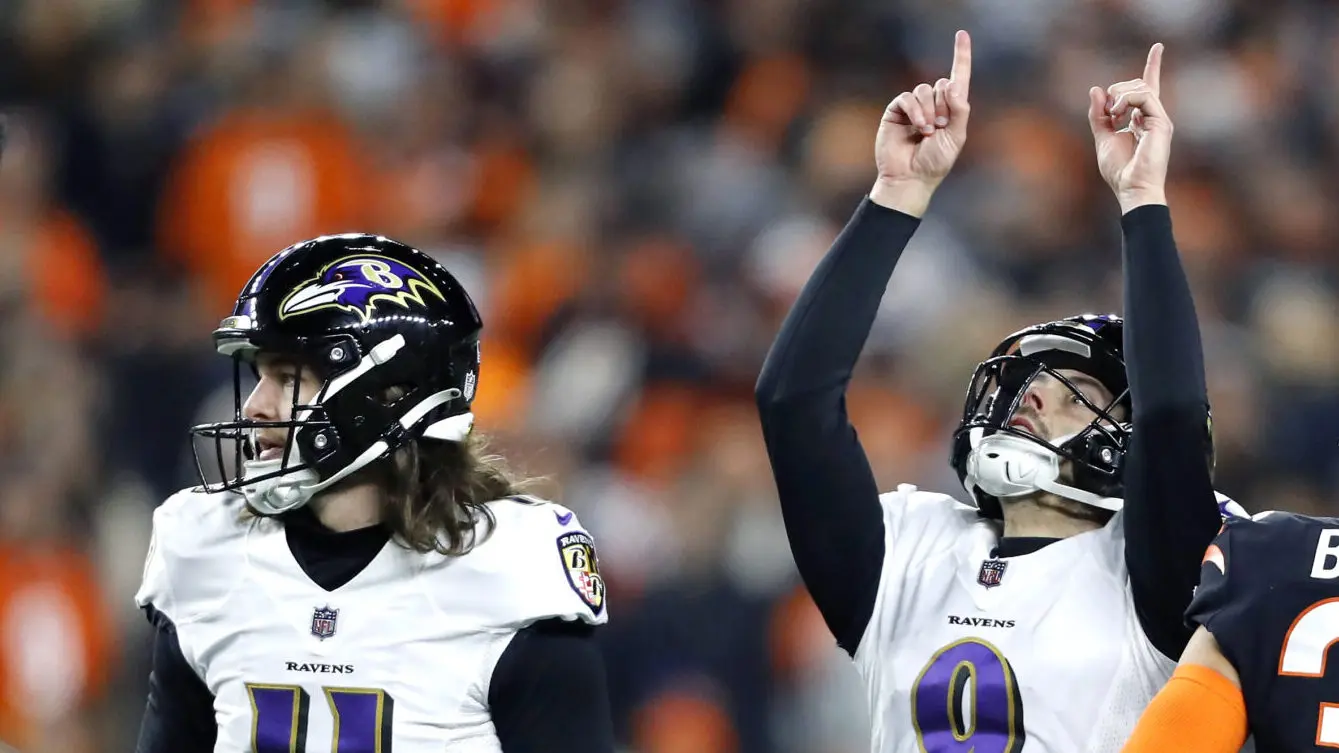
852 484 1176 753
136 489 606 752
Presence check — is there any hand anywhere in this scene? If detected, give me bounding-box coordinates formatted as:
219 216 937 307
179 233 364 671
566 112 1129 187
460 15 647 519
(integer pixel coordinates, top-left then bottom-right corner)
870 30 972 217
1088 43 1172 213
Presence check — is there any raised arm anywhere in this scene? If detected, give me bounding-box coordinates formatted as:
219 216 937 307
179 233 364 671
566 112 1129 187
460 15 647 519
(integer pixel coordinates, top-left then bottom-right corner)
1087 44 1221 659
755 31 973 655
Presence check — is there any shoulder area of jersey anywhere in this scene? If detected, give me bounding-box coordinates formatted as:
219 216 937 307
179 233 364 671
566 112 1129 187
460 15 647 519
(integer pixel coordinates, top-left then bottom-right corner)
136 487 253 623
150 485 252 544
474 494 600 571
879 483 979 515
1220 507 1332 533
1205 507 1328 567
450 494 608 625
483 493 578 518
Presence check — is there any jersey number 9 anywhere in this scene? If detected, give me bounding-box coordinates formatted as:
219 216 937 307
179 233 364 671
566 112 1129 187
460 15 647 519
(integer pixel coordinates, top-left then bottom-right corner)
911 638 1026 753
248 684 392 753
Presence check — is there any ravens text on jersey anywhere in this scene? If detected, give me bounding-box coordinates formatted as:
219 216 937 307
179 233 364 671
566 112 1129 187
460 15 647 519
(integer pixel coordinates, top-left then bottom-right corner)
1187 511 1339 751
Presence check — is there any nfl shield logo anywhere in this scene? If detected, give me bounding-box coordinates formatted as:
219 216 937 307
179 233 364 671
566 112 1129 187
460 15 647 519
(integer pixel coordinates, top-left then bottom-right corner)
977 559 1008 589
310 606 338 640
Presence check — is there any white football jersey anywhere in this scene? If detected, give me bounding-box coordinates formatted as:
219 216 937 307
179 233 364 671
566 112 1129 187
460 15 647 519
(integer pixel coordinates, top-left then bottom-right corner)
854 484 1175 753
135 489 607 753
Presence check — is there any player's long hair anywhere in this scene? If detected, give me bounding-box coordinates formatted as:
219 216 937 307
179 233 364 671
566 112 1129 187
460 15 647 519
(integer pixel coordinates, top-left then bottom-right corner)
374 431 537 555
242 377 539 556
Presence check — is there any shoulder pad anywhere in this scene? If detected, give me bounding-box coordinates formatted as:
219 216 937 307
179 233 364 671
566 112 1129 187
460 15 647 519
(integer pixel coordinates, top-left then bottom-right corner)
878 484 979 528
134 488 250 625
875 484 982 562
1187 512 1322 630
434 497 607 630
879 484 976 513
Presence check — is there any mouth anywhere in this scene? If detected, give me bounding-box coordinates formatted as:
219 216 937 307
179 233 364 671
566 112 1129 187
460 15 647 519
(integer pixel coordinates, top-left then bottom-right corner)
1007 416 1037 435
254 438 286 462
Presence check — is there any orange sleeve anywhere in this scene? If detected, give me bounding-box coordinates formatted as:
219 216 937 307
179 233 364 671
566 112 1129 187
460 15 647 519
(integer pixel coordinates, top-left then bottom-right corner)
1122 663 1248 753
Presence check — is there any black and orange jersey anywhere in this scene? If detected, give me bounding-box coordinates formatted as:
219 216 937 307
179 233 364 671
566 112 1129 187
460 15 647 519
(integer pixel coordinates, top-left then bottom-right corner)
1187 511 1339 751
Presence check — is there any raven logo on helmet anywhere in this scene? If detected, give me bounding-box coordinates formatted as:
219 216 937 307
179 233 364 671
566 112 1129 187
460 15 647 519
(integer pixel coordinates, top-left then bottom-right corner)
278 254 446 323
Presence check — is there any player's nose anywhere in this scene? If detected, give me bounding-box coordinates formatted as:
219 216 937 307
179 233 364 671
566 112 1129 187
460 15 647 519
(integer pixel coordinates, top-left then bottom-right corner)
242 379 279 422
1020 383 1046 413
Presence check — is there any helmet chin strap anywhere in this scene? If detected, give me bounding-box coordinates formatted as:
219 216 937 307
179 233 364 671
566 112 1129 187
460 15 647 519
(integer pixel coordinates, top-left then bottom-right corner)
964 430 1124 514
240 386 466 515
239 437 385 516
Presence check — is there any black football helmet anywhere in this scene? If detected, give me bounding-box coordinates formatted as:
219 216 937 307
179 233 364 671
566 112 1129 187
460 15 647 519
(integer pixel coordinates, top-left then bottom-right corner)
950 314 1134 519
190 233 483 514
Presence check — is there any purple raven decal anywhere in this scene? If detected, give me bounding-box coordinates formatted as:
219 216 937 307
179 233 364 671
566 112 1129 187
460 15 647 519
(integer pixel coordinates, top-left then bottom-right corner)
278 254 445 323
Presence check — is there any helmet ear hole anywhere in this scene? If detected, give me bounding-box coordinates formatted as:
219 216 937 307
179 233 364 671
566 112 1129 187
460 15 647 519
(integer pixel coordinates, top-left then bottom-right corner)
379 383 417 406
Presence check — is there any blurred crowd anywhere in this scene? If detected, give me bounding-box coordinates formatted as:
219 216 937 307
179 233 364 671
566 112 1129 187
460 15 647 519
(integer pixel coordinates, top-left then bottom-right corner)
2 0 1338 750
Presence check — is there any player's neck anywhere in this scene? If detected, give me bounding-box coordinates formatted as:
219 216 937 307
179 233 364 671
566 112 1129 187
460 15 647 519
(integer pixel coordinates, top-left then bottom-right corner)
306 483 384 532
1000 495 1104 539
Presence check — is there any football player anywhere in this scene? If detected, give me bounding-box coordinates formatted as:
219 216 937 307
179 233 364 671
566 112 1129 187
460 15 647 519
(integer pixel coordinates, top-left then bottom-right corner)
755 34 1227 751
134 234 613 752
1123 510 1339 752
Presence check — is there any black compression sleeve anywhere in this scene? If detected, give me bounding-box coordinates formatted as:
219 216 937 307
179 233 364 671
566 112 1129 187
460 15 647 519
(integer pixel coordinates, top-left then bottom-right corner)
489 620 614 753
135 609 218 753
1119 204 1222 659
755 196 922 655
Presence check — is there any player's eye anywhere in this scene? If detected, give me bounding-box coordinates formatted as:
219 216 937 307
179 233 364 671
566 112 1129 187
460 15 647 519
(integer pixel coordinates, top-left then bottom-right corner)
1070 392 1096 409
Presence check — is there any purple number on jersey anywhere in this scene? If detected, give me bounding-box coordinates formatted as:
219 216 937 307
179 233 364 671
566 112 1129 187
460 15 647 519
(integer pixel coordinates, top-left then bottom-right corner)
911 638 1026 753
327 687 394 752
248 683 394 752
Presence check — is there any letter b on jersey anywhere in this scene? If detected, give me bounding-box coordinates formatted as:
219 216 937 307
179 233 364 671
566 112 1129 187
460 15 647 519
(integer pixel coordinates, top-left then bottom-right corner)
1311 530 1339 579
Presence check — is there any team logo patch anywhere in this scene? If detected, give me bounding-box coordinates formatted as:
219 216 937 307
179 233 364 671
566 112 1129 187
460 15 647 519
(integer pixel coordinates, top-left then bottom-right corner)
311 606 339 640
279 253 445 323
977 559 1008 589
558 532 605 614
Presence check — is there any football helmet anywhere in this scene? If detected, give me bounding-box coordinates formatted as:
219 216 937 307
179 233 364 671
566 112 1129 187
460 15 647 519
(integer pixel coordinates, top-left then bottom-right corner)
190 233 483 515
950 314 1134 518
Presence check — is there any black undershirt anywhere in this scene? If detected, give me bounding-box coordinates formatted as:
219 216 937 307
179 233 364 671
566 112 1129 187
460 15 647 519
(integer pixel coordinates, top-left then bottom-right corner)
755 198 1218 659
993 537 1058 559
135 507 614 753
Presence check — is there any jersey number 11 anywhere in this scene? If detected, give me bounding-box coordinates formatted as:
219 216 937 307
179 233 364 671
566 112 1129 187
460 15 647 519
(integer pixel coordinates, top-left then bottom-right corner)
248 684 392 753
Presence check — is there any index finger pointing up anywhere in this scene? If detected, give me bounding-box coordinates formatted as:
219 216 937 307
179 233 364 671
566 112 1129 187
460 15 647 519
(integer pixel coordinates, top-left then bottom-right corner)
1142 42 1163 95
950 30 972 98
